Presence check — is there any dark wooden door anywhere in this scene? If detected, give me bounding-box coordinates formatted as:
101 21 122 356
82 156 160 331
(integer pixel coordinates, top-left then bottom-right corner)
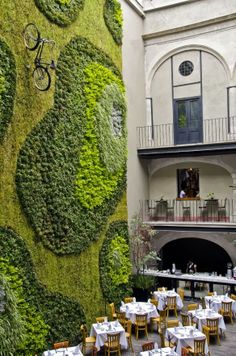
174 97 202 145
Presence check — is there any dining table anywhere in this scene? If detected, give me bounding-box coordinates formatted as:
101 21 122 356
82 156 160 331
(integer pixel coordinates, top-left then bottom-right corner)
188 308 226 332
140 346 178 355
153 290 183 311
90 320 127 351
205 294 236 313
166 326 209 356
120 301 159 323
42 346 83 356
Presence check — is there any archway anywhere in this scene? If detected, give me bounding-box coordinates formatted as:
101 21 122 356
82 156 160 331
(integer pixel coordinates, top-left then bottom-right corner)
161 238 232 276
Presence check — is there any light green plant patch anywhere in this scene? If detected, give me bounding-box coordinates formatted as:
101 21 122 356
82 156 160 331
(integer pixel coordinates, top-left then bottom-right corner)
104 0 123 45
35 0 84 26
0 40 16 143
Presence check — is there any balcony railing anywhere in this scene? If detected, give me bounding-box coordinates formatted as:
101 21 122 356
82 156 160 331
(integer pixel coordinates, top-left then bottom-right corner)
137 116 236 149
140 198 236 224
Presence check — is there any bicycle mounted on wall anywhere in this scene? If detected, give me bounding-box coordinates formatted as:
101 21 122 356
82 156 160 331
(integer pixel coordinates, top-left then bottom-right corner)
23 23 56 91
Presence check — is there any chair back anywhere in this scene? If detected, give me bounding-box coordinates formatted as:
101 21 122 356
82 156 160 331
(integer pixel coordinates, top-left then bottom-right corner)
135 313 147 326
96 316 107 323
159 308 167 321
177 288 184 301
158 287 167 291
167 295 177 308
150 298 158 307
230 293 236 301
142 341 154 351
207 292 214 296
107 332 120 349
187 303 198 311
109 302 116 315
124 297 133 303
167 319 179 328
126 319 132 334
194 337 206 353
53 341 69 349
222 301 232 313
206 318 219 333
180 312 190 326
80 324 87 343
116 311 126 326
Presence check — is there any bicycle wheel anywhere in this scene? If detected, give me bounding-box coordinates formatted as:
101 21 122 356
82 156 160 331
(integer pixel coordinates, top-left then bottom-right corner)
23 23 40 51
33 66 51 91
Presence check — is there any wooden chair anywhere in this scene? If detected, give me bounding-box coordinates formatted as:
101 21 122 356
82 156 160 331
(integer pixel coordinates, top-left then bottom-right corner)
104 332 121 356
150 308 167 332
109 303 117 320
116 311 127 327
180 312 191 326
142 341 154 351
166 295 178 318
80 324 96 354
150 298 158 307
202 325 210 345
124 297 133 303
206 317 220 345
207 292 214 296
183 337 206 355
125 319 133 352
200 297 206 309
159 327 176 348
230 293 236 301
177 288 185 302
187 303 198 311
158 287 167 291
96 316 107 323
135 313 148 339
92 346 98 356
53 341 69 349
219 301 233 324
167 319 179 328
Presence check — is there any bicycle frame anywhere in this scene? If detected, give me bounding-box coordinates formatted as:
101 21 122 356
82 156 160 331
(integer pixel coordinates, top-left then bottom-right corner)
34 39 55 68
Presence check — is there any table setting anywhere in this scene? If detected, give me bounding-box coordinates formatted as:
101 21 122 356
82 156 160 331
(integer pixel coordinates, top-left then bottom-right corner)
205 294 236 313
188 307 226 332
166 325 209 355
153 290 183 311
120 300 159 323
42 346 83 356
90 320 127 351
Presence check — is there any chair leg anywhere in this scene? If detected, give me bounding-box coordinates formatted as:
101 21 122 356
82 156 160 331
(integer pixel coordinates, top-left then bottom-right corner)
145 325 148 339
217 333 221 346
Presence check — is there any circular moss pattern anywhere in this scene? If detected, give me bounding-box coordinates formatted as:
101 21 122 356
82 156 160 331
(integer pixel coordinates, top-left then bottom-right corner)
0 227 85 351
0 40 16 142
16 37 127 255
104 0 123 45
99 221 132 306
35 0 84 26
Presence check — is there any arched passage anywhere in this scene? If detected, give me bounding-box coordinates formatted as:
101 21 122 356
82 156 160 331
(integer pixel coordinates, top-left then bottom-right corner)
160 238 232 275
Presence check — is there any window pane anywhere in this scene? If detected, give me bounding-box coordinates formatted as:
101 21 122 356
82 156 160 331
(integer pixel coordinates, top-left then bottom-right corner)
178 102 187 128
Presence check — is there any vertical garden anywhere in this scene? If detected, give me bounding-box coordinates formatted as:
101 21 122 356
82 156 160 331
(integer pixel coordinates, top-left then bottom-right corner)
0 0 131 354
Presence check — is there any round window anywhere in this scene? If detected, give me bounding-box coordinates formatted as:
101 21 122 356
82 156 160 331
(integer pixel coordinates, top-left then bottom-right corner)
179 61 194 76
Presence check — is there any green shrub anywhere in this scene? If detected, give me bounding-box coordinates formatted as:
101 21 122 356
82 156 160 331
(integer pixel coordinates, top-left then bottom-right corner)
34 0 84 26
104 0 123 45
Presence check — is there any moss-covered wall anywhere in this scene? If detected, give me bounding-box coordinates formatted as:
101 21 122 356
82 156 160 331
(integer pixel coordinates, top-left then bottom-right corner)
0 0 128 353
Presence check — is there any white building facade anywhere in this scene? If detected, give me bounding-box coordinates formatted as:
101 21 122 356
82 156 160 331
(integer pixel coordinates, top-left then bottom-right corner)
121 0 236 272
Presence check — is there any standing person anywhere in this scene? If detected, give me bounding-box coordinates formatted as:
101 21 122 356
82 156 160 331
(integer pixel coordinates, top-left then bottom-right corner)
186 260 197 274
179 189 186 198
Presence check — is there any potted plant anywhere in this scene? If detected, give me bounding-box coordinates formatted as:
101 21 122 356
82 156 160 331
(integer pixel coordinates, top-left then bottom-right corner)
129 213 161 301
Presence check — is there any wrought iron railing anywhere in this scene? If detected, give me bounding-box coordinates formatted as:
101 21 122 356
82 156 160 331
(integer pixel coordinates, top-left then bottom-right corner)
137 116 236 149
140 198 236 224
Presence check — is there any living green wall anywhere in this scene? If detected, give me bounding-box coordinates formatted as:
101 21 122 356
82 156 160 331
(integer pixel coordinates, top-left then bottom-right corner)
0 0 129 353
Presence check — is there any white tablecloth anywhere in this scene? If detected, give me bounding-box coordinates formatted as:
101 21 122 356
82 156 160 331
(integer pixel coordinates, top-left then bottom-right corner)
153 291 183 311
140 347 178 355
188 308 226 332
205 295 236 313
90 320 127 351
43 346 82 356
166 326 209 356
120 301 159 323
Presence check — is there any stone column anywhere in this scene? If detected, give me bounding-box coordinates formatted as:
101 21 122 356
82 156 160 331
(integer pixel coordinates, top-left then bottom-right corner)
230 173 236 223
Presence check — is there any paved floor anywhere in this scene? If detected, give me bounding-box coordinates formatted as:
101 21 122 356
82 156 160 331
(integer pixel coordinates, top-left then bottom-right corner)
95 296 236 356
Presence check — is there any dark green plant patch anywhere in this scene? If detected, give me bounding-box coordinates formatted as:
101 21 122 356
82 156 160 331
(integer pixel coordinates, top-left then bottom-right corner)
34 0 84 27
16 36 127 255
104 0 123 45
0 227 85 352
99 221 132 306
0 39 16 143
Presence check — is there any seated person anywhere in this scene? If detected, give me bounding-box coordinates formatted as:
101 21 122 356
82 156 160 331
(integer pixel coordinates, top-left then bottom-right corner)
186 260 197 274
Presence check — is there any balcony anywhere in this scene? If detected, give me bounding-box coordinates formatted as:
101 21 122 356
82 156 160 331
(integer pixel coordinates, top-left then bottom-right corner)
140 198 236 231
137 116 236 158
